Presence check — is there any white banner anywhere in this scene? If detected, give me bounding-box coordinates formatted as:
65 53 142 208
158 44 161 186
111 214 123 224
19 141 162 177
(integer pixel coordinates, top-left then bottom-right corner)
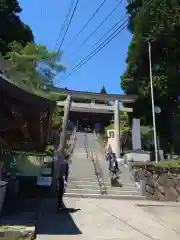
132 118 141 150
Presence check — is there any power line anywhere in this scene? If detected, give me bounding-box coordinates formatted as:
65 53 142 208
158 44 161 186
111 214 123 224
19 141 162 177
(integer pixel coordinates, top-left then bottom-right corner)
92 15 127 48
72 20 128 71
65 0 109 51
60 17 127 78
47 0 78 75
57 0 80 52
56 19 128 83
55 18 128 84
54 0 76 50
79 0 124 49
60 1 125 69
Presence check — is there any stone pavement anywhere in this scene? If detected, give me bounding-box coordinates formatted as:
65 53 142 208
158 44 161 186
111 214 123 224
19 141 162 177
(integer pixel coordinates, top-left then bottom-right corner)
35 197 180 240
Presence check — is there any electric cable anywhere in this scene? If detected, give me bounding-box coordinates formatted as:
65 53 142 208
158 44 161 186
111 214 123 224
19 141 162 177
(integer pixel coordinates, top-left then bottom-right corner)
71 21 128 73
79 0 124 49
55 18 128 84
54 0 76 50
48 0 80 74
58 0 80 51
92 15 127 48
65 0 109 51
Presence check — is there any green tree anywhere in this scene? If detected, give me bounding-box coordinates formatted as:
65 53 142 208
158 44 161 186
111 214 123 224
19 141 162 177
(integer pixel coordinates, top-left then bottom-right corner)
100 85 107 94
0 0 34 55
96 85 108 104
121 0 180 151
6 42 66 89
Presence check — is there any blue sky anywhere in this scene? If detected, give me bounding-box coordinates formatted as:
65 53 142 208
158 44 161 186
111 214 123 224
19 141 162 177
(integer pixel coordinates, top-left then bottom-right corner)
19 0 131 94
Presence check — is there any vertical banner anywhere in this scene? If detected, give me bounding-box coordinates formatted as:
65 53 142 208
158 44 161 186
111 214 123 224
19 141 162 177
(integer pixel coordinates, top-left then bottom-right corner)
95 122 100 132
132 118 141 150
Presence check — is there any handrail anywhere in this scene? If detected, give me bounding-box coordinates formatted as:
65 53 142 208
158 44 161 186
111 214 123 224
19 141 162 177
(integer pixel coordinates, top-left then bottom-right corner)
69 127 77 154
93 150 107 194
65 127 76 157
84 133 107 195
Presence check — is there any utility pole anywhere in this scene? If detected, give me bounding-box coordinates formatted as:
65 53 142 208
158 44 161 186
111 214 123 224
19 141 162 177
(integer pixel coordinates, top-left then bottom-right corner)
58 95 72 154
114 100 121 159
148 42 158 163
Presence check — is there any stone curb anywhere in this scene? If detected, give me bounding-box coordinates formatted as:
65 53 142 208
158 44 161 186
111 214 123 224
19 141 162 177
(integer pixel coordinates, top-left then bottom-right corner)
0 226 35 240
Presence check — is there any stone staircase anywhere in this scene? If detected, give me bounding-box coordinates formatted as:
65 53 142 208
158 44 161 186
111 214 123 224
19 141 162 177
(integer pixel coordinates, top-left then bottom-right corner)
65 132 145 200
65 171 145 200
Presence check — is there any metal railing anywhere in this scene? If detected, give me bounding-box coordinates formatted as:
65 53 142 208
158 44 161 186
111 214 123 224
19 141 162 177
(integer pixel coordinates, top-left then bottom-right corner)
66 127 77 156
84 133 107 195
56 127 76 158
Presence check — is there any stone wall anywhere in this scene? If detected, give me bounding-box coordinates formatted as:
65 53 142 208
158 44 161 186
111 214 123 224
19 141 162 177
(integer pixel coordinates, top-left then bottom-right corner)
131 162 180 201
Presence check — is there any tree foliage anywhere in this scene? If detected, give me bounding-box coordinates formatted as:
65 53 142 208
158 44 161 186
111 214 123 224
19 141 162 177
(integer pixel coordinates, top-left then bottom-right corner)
105 111 130 133
0 0 34 55
6 42 66 89
0 0 66 92
100 85 107 94
96 85 108 104
121 0 180 151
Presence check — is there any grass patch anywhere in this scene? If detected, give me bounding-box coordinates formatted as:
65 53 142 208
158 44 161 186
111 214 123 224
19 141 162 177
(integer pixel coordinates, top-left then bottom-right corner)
153 160 180 167
132 160 180 168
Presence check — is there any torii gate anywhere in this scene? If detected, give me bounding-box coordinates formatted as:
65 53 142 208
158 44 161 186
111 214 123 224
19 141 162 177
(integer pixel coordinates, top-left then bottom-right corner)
54 88 141 159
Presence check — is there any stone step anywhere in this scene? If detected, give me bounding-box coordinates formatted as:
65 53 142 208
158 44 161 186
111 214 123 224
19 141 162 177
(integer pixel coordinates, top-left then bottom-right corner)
69 177 99 181
68 179 136 187
68 178 99 182
68 179 99 184
67 188 100 194
67 184 138 191
64 192 146 200
67 188 140 195
68 184 138 190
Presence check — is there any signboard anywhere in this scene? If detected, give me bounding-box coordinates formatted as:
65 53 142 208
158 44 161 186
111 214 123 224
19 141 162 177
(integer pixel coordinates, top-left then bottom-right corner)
107 129 115 138
132 118 141 150
37 176 52 186
43 156 52 163
95 123 101 131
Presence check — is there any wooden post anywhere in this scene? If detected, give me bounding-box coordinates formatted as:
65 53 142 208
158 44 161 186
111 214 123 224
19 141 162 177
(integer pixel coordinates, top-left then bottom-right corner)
58 95 72 154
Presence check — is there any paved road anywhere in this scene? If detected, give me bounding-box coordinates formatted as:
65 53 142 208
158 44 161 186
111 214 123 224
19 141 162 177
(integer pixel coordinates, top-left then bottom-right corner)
6 197 173 240
2 197 180 239
2 133 180 239
2 198 180 240
35 198 180 240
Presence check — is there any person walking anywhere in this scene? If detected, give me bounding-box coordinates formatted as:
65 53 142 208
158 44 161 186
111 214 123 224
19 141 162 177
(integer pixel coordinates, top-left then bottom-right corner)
112 153 119 171
108 153 113 171
109 153 119 181
57 161 69 212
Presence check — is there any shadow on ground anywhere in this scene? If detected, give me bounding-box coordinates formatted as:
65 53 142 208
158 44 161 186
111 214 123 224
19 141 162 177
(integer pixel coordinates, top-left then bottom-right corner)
111 178 123 187
1 198 82 236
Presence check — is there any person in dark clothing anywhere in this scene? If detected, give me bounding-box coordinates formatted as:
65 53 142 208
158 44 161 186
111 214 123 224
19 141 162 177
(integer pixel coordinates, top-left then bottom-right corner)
57 162 69 212
64 162 69 182
109 153 119 186
112 153 119 171
57 175 65 211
